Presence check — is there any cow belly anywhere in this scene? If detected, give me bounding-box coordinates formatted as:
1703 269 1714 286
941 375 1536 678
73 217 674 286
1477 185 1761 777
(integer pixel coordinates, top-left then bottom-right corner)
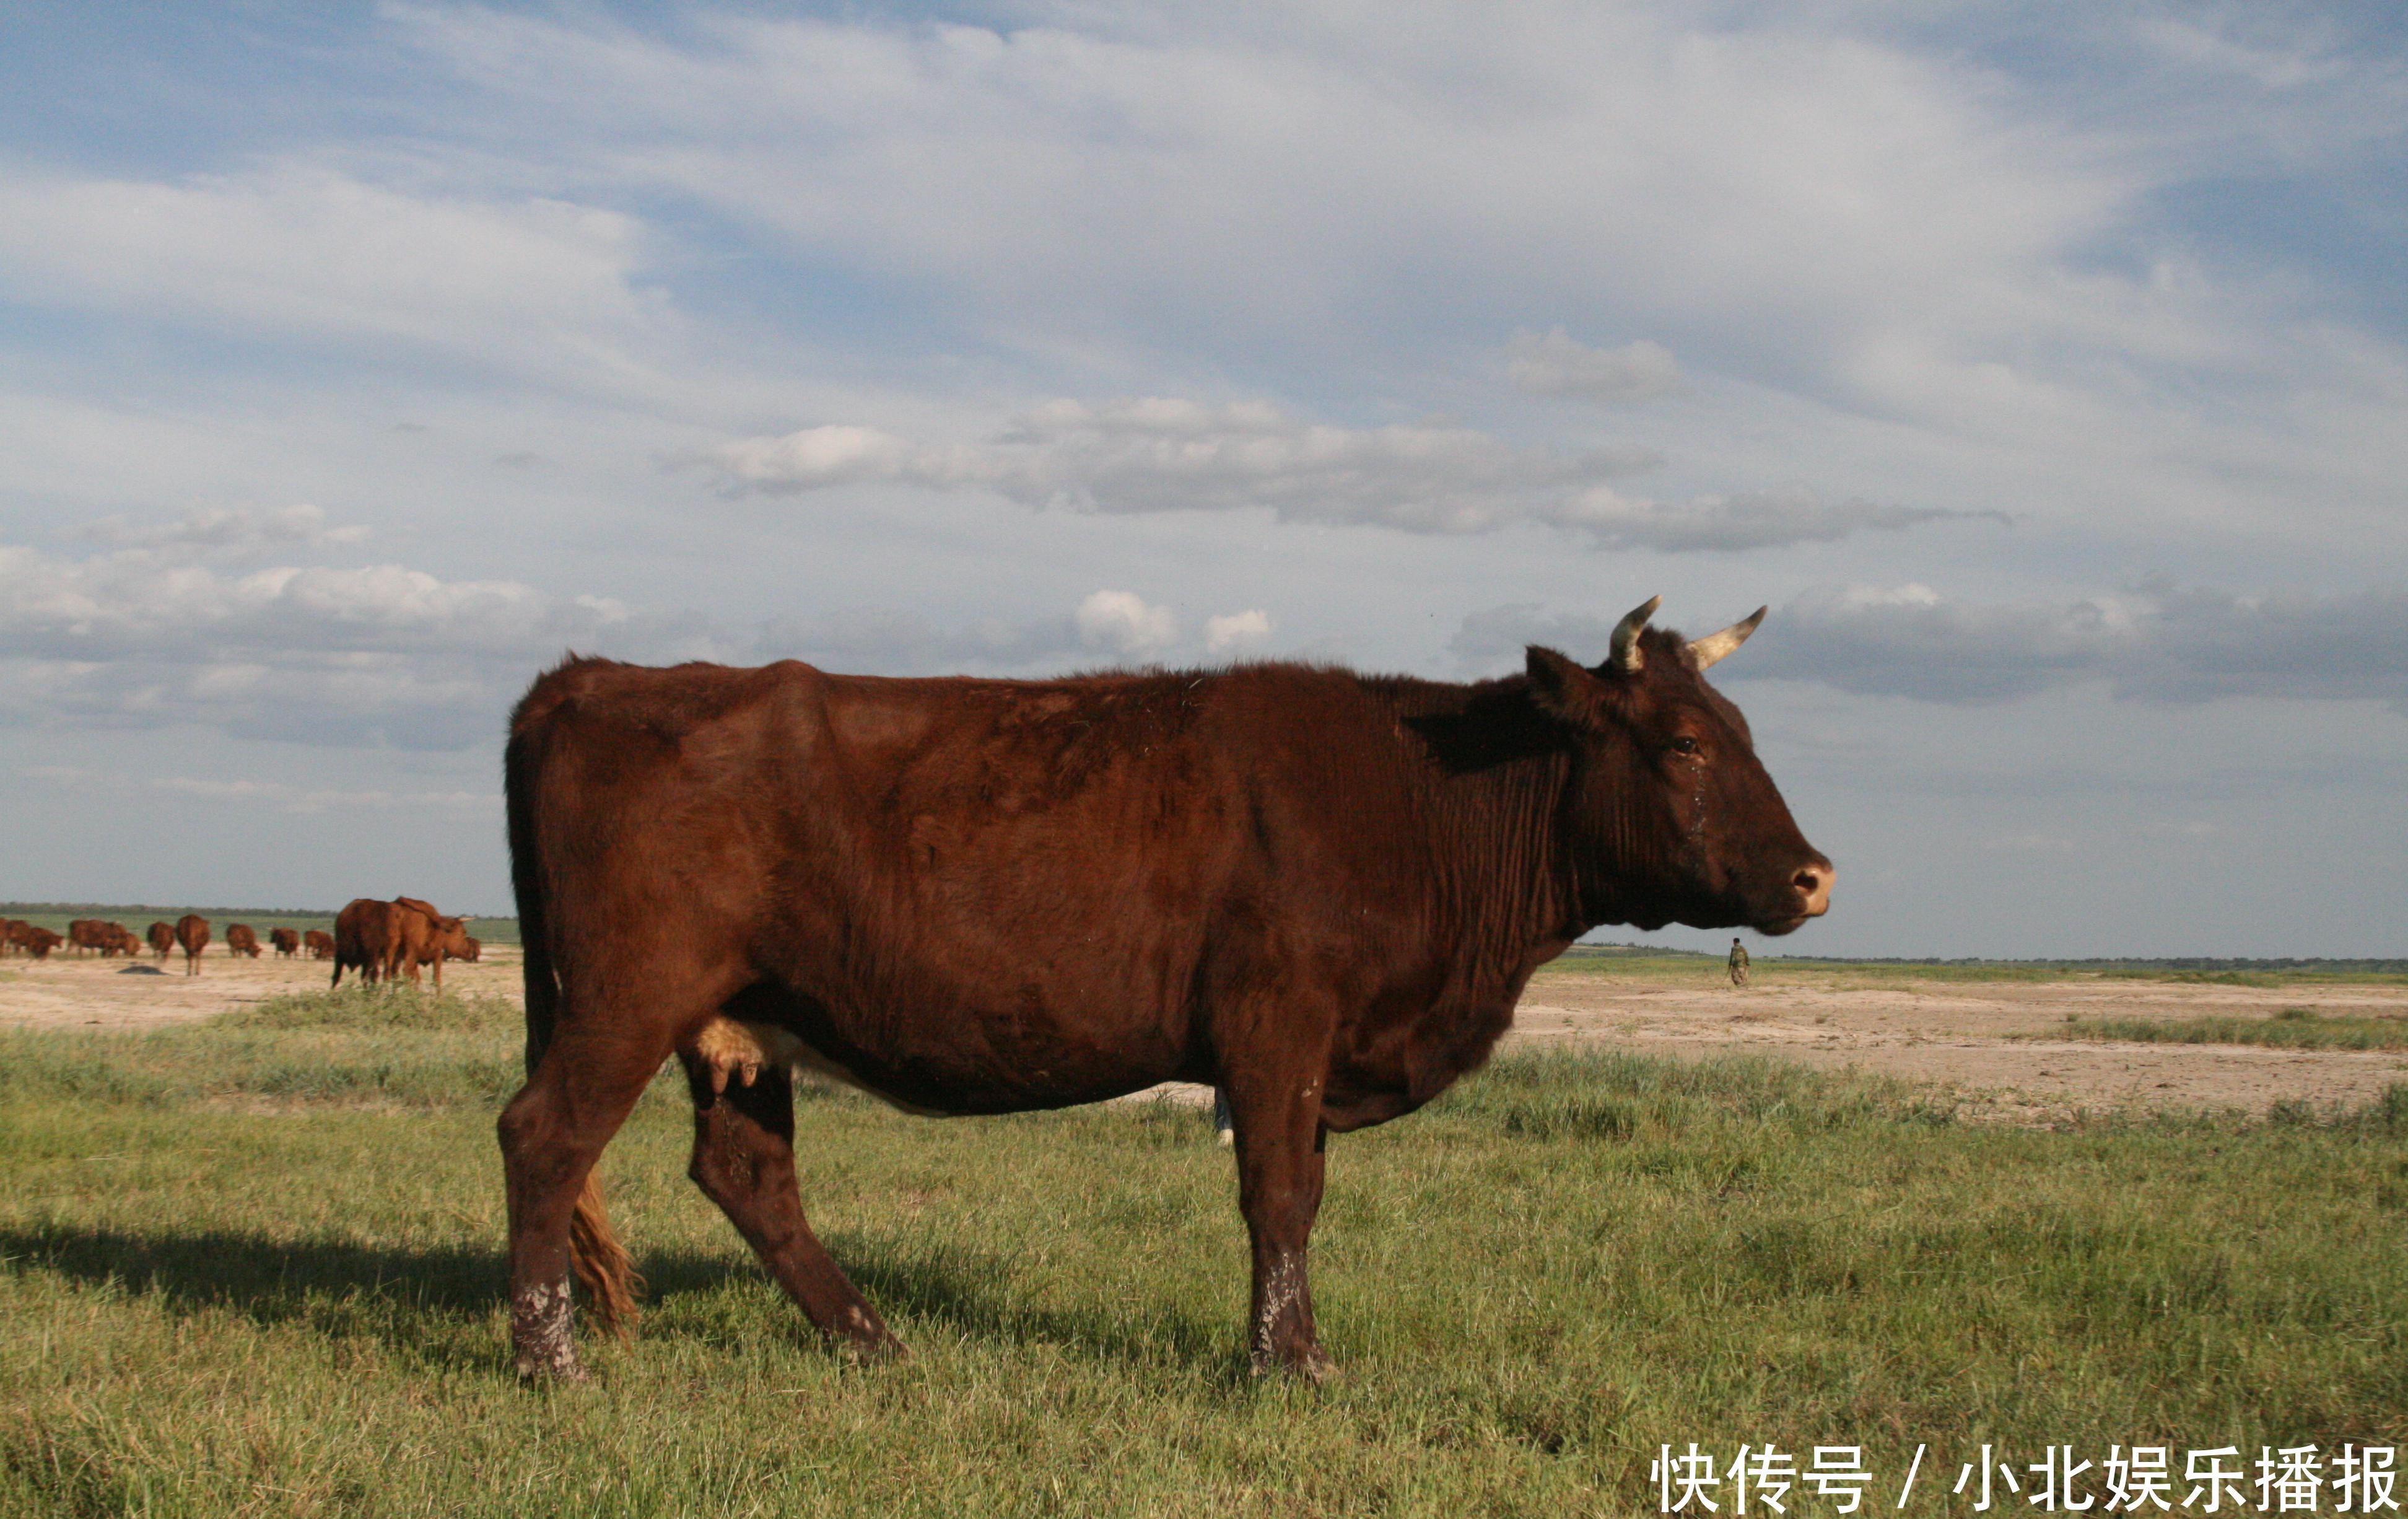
697 976 1189 1116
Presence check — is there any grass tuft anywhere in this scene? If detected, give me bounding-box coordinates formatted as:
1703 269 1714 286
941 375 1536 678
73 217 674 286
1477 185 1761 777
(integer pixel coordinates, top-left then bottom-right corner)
2036 1010 2408 1051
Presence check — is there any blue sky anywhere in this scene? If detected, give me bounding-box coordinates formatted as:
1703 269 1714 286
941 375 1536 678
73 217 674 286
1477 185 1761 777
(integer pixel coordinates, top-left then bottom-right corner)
1 1 2402 955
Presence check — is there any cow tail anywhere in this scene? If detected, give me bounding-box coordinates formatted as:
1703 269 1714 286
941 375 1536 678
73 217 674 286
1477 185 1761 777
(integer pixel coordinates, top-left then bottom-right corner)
506 712 642 1341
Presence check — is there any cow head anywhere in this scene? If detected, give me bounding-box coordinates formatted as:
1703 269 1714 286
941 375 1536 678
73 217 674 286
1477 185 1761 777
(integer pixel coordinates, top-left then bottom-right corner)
1527 596 1833 935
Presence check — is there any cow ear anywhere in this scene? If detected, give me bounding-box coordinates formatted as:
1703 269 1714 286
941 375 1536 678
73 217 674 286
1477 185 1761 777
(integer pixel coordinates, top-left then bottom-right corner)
1525 646 1608 726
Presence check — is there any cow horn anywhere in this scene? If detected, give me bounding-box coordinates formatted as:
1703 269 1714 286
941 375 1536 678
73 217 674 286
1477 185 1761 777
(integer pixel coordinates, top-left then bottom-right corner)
1688 606 1767 670
1608 595 1662 673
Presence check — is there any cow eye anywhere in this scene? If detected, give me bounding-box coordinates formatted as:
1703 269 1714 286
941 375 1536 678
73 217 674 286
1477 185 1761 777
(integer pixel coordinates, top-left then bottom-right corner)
1670 735 1698 756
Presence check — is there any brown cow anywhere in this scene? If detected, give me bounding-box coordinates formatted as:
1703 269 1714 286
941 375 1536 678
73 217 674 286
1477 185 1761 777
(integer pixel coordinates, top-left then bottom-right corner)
390 898 472 991
174 914 209 976
304 928 336 960
270 927 301 958
148 921 175 960
67 919 110 956
1 918 28 955
102 923 141 957
450 935 482 963
331 899 395 987
226 924 261 959
23 926 63 959
495 597 1833 1381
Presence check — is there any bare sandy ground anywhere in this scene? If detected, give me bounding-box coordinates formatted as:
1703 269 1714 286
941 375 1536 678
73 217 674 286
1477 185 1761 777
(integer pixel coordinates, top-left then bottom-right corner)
0 942 526 1028
6 947 2402 1122
1511 967 2408 1122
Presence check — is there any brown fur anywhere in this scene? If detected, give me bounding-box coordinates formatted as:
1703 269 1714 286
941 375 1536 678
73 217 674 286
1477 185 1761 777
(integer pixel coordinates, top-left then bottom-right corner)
226 924 261 958
173 914 209 976
303 928 335 960
500 631 1830 1378
147 921 175 959
270 927 302 958
391 898 471 990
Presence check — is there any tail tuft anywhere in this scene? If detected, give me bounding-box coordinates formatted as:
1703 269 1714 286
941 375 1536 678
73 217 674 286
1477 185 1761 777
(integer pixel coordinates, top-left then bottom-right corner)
568 1173 642 1340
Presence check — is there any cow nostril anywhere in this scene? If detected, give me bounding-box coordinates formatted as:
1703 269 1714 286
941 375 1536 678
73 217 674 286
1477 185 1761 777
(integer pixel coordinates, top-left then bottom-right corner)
1792 864 1833 913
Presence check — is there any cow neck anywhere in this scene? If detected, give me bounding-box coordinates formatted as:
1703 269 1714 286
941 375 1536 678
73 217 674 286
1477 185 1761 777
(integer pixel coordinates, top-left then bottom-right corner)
1577 733 1657 929
1387 676 1581 984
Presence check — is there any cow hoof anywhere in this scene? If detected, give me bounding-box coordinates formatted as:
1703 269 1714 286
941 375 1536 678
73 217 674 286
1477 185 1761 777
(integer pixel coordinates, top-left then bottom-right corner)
831 1305 907 1365
517 1362 592 1385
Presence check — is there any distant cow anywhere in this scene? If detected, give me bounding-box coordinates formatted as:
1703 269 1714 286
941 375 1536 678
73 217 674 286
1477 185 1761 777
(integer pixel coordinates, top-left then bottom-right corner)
1 919 29 955
67 919 110 956
226 924 261 959
102 923 141 957
304 929 335 960
495 597 1833 1380
331 899 395 988
149 921 175 960
449 935 482 963
270 928 301 958
391 897 473 991
174 914 209 976
22 926 63 959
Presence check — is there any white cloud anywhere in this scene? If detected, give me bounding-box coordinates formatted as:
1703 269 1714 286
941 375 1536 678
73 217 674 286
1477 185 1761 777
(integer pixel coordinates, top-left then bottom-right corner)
1204 608 1273 657
84 504 370 553
0 538 669 748
700 397 1983 549
2133 18 2347 92
1505 330 1679 404
0 162 673 394
1075 590 1179 659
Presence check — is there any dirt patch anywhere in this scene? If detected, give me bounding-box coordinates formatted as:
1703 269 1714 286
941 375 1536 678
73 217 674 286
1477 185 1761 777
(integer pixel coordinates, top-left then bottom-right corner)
0 945 526 1030
1511 968 2408 1123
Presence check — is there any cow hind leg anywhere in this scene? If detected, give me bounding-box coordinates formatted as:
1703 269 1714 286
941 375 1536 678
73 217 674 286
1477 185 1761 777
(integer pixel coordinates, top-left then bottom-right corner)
678 1044 904 1362
496 1027 672 1380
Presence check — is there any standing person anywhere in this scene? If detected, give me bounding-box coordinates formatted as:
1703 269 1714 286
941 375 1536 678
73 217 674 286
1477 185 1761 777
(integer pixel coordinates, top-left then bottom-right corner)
1727 936 1750 988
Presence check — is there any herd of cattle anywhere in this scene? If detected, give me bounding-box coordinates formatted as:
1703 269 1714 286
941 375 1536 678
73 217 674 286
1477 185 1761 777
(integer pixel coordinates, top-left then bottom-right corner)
0 897 481 987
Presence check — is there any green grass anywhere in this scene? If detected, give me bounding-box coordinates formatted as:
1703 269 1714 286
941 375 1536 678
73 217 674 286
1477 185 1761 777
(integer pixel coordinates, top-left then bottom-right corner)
2037 1007 2408 1051
3 996 2406 1516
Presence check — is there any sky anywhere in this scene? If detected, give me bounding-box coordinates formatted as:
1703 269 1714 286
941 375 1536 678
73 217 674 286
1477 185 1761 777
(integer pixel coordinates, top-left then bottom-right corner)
1 1 2402 955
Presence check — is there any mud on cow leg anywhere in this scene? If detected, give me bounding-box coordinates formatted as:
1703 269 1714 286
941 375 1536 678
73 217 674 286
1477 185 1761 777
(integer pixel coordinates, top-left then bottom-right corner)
1224 1049 1337 1383
679 1033 903 1362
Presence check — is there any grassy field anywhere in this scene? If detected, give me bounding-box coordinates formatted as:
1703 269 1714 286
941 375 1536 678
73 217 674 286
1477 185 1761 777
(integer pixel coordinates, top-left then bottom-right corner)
2041 1007 2408 1051
3 991 2406 1517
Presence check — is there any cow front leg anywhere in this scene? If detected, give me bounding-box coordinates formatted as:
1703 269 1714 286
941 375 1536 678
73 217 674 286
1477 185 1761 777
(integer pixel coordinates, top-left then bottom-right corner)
679 1050 904 1363
1225 1065 1336 1383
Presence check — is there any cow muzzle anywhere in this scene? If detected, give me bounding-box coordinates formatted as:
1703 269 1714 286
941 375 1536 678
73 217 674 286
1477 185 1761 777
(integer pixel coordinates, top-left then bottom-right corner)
1756 857 1833 935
